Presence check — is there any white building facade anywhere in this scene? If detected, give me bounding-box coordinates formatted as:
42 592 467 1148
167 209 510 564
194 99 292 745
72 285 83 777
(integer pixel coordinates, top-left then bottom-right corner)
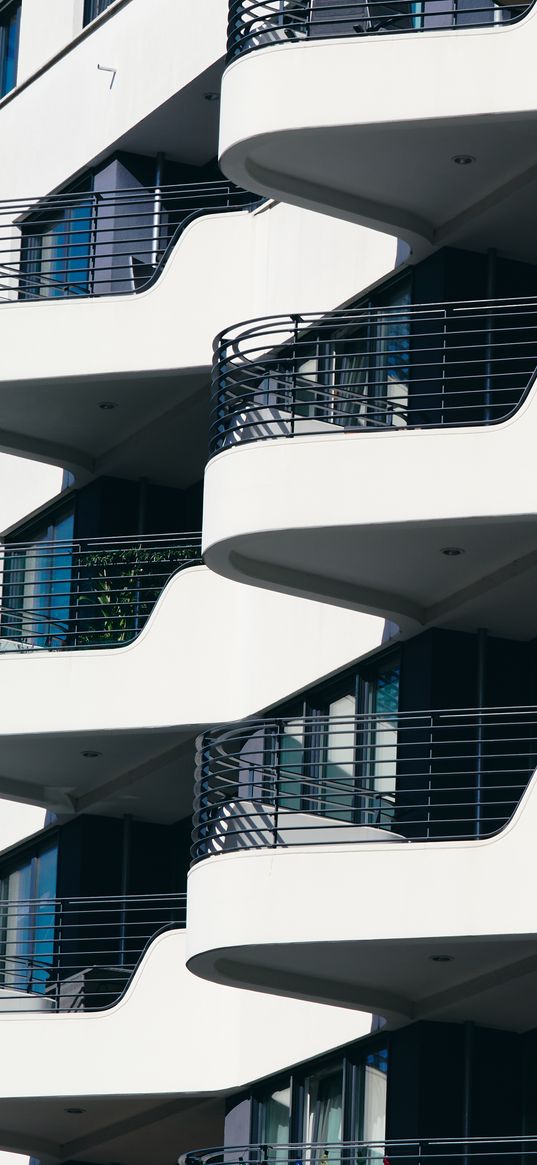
0 3 532 1165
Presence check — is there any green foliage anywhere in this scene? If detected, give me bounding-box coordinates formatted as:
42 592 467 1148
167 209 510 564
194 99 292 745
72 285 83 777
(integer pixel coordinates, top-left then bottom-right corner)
76 544 200 646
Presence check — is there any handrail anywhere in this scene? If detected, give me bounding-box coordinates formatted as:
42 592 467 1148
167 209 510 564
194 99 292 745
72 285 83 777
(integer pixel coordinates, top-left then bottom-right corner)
209 299 537 454
227 0 533 59
181 1138 537 1165
0 892 187 1011
0 181 261 303
0 531 202 651
191 706 537 861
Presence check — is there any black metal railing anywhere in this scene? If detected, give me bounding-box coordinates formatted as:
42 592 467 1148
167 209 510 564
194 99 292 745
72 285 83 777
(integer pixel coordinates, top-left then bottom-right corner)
192 707 537 861
0 892 186 1011
0 532 202 651
181 1138 537 1165
210 300 537 454
227 0 532 57
0 181 260 302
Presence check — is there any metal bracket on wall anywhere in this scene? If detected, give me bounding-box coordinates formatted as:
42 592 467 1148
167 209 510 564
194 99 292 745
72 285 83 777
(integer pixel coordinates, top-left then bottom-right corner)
97 64 117 89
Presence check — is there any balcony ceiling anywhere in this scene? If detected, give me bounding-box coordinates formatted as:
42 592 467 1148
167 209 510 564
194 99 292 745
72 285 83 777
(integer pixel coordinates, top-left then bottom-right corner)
192 934 537 1033
0 1094 224 1165
0 727 198 823
0 370 210 489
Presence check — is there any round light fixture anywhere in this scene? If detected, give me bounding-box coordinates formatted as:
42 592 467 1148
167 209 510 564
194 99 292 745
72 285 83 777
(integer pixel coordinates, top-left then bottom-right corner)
441 546 465 557
98 400 119 410
81 750 102 759
452 154 476 166
429 954 454 963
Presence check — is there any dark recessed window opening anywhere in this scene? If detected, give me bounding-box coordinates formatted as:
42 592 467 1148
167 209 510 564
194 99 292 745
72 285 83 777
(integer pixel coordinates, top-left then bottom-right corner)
0 0 21 98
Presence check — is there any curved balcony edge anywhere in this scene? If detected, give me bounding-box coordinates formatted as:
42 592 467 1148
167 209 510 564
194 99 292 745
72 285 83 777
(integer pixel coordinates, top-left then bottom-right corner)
203 305 537 630
0 925 371 1101
186 751 537 1026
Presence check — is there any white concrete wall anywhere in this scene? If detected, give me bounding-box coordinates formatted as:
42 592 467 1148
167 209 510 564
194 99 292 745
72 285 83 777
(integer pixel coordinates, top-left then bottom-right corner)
17 0 85 84
0 0 226 200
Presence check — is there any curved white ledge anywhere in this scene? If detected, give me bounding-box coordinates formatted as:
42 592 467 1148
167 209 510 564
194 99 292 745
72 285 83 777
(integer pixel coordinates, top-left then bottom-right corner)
202 380 537 637
0 564 384 811
187 766 537 1032
0 928 371 1159
0 202 396 477
219 15 537 252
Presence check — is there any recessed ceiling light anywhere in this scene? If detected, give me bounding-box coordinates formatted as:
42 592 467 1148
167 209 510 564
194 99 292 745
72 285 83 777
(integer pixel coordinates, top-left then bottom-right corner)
429 954 454 963
452 154 476 166
65 1108 86 1115
81 750 102 759
203 91 220 102
98 400 119 410
440 546 465 557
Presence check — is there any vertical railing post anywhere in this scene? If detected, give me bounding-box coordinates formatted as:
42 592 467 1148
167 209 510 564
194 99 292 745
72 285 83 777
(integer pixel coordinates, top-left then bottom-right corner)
55 899 63 1012
475 628 488 839
483 249 497 423
273 724 280 847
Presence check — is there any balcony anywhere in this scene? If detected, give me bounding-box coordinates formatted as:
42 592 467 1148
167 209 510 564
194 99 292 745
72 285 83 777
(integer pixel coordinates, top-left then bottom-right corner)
182 1139 537 1165
0 891 186 1012
0 181 259 302
0 532 202 652
219 0 537 251
0 185 396 482
0 915 370 1164
203 299 537 636
0 541 383 815
187 705 537 1027
228 0 531 59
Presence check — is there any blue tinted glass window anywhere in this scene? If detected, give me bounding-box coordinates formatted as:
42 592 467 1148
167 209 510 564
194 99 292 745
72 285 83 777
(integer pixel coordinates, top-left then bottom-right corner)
0 2 21 97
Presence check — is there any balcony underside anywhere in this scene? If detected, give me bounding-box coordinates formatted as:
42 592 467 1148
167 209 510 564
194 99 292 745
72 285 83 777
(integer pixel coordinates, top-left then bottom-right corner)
202 396 537 637
219 23 537 257
186 773 537 1031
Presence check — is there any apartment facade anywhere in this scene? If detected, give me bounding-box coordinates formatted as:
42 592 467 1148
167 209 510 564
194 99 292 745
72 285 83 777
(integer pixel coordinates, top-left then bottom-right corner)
0 3 532 1165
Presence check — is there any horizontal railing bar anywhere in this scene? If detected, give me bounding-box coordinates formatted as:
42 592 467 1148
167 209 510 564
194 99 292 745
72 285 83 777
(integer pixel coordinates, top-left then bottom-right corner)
227 0 533 59
192 705 537 860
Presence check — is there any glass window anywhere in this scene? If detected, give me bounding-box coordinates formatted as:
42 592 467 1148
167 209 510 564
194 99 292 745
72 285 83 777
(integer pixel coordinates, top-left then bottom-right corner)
358 663 400 824
20 186 94 300
83 0 116 25
352 1049 388 1161
334 284 411 431
0 1 21 98
258 1081 291 1161
1 506 75 648
0 843 58 994
305 1065 344 1162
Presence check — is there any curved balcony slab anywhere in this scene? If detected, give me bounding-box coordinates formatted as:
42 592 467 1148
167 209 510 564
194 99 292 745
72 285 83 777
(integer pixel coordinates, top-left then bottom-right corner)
187 763 537 1033
0 564 383 814
0 928 370 1163
219 8 537 257
203 320 537 639
0 202 396 483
